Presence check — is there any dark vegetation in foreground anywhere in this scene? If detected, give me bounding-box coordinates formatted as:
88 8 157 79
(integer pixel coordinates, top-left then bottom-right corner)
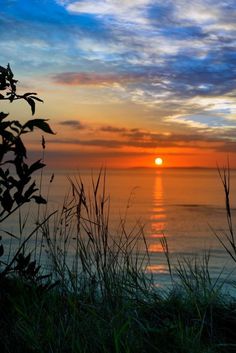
1 65 236 353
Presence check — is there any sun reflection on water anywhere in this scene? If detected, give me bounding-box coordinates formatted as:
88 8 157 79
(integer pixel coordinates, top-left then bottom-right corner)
146 264 168 274
149 171 167 253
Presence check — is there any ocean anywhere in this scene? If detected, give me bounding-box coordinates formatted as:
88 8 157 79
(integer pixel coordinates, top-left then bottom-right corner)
1 167 236 289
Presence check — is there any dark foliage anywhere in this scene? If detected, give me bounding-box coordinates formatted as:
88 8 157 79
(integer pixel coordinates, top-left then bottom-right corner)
0 64 54 223
0 64 54 281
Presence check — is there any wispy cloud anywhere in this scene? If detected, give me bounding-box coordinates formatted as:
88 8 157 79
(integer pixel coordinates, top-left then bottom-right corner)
48 122 236 153
59 120 86 129
100 126 127 133
64 0 151 25
53 72 146 86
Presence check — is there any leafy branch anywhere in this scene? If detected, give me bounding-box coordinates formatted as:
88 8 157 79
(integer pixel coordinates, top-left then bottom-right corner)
0 64 55 223
0 63 43 115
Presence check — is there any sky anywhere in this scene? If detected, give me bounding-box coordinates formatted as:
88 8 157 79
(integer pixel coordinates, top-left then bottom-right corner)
1 0 236 169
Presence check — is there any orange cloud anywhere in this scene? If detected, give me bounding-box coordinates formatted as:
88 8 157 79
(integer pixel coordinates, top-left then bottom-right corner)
52 72 145 86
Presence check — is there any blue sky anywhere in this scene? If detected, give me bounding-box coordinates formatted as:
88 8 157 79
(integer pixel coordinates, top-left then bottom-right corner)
1 0 236 168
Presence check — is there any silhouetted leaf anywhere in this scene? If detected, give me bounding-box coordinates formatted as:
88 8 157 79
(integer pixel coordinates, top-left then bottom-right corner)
32 195 47 204
13 120 22 129
26 97 36 115
28 160 46 174
10 125 21 134
0 121 12 131
1 129 15 141
1 190 14 212
30 95 43 102
15 137 27 158
23 92 37 97
24 182 37 200
7 63 13 79
23 119 54 134
0 112 9 121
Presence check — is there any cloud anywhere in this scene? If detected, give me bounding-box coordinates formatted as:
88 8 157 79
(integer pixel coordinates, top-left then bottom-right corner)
165 113 236 130
100 126 127 133
215 141 236 153
65 0 151 25
49 122 231 151
49 135 218 149
52 72 146 86
59 120 86 129
2 0 236 148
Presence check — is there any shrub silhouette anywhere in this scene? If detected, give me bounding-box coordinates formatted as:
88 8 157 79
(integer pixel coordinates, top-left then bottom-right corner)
0 64 55 281
0 64 54 223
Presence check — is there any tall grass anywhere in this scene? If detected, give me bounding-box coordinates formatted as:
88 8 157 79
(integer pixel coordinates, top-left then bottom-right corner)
40 170 153 304
1 168 236 353
212 165 236 264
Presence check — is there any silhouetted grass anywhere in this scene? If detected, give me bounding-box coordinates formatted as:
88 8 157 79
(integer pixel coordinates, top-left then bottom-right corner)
1 170 236 353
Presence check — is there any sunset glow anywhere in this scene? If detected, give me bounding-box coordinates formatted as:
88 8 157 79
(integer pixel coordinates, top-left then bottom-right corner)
1 1 236 169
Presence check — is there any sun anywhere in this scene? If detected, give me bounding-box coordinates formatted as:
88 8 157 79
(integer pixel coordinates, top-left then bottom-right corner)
155 157 163 166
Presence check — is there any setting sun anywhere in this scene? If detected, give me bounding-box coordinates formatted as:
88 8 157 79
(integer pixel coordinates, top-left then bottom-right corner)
155 157 163 166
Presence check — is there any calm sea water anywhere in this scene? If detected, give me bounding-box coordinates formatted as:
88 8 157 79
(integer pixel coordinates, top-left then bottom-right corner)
2 168 236 289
